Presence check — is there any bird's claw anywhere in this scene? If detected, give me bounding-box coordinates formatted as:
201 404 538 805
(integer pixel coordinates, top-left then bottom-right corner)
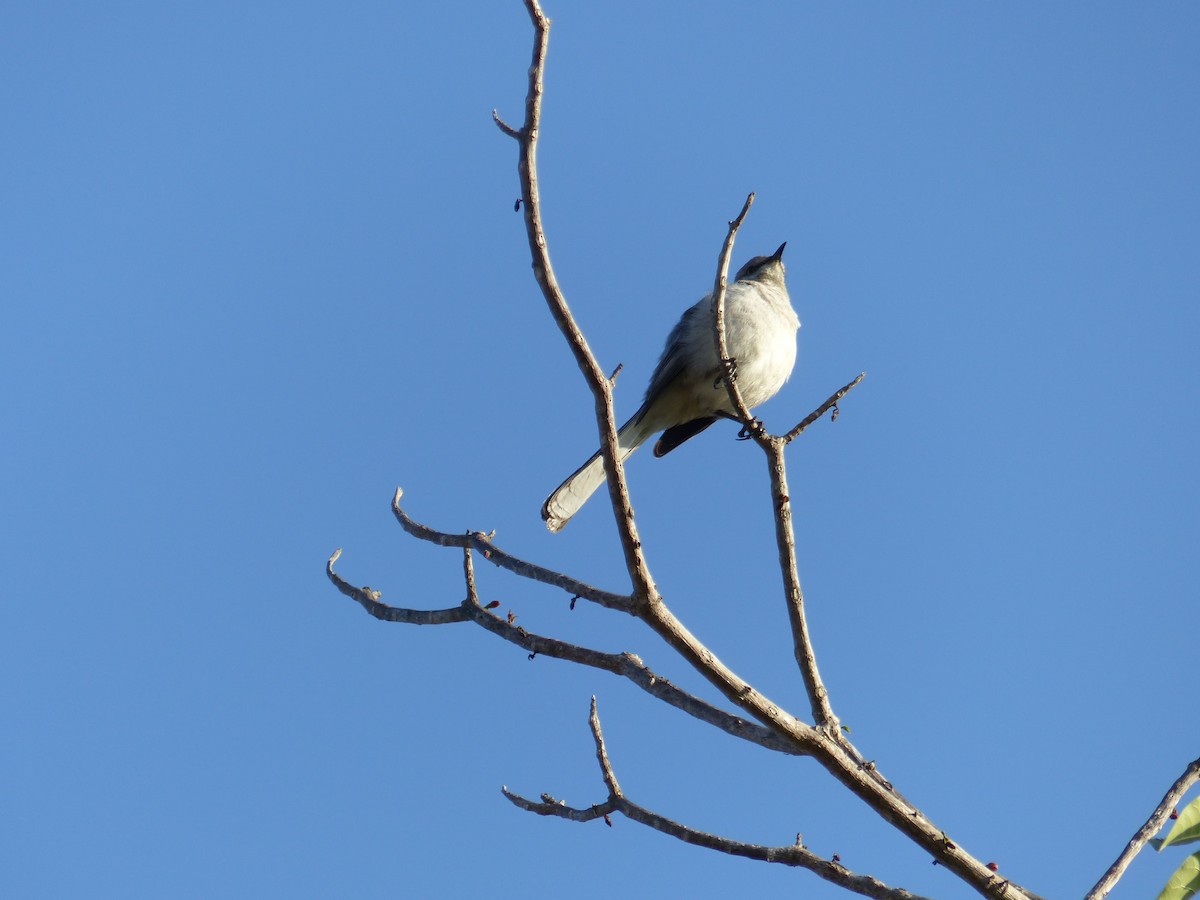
715 357 738 389
737 418 764 441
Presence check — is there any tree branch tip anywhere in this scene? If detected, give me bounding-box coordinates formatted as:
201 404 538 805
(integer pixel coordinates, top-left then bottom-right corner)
728 192 755 226
328 548 342 566
501 785 537 807
491 109 521 139
500 786 521 805
392 486 404 506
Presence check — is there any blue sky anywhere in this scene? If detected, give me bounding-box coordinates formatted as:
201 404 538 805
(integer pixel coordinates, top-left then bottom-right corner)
2 2 1197 898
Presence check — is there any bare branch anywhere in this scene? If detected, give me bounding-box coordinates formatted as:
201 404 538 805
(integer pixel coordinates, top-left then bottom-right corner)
1085 755 1200 900
326 549 469 625
700 195 851 732
326 549 800 754
501 785 617 823
462 545 479 604
783 372 867 443
495 0 657 597
478 620 807 755
760 435 840 730
490 108 520 139
710 192 758 430
588 696 622 797
504 699 937 900
391 488 634 614
613 797 933 900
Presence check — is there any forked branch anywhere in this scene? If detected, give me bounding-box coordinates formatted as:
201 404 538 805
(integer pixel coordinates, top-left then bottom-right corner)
326 546 803 754
503 699 936 900
491 0 655 601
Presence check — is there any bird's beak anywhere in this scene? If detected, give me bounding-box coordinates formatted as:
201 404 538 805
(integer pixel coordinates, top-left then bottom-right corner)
772 242 787 261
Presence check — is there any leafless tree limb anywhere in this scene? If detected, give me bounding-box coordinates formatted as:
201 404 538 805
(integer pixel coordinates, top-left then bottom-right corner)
490 109 520 140
588 696 623 798
387 485 842 758
384 489 847 755
326 548 470 625
761 430 839 731
501 785 617 822
326 549 803 754
784 372 867 443
491 0 657 602
391 487 634 614
503 699 937 900
1085 755 1200 900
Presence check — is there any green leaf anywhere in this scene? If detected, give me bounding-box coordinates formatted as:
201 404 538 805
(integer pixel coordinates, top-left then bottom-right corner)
1161 798 1200 851
1157 851 1200 900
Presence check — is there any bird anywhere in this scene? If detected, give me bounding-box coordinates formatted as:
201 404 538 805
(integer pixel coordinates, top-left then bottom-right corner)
542 242 799 532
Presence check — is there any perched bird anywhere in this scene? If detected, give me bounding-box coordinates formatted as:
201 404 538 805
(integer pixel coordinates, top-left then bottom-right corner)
542 242 799 532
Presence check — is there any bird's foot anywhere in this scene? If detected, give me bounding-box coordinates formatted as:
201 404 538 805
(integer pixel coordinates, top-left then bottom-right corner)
714 356 738 389
737 417 765 441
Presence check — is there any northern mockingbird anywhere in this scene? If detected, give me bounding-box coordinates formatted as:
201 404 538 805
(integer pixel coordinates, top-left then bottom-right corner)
542 242 799 531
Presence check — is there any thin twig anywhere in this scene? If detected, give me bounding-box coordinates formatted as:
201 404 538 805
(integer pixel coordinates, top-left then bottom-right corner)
783 372 867 443
503 699 936 900
588 697 622 797
761 434 839 730
462 545 479 603
326 549 470 625
1085 755 1200 900
466 608 807 755
490 109 520 139
726 372 864 730
710 192 758 429
502 786 617 823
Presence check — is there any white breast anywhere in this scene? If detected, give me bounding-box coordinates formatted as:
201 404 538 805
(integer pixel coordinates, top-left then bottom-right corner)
639 276 801 432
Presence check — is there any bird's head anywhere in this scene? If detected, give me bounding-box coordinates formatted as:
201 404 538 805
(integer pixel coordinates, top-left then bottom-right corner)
734 241 787 284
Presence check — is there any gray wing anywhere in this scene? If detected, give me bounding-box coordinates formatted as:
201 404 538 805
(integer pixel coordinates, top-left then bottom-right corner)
642 301 705 405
